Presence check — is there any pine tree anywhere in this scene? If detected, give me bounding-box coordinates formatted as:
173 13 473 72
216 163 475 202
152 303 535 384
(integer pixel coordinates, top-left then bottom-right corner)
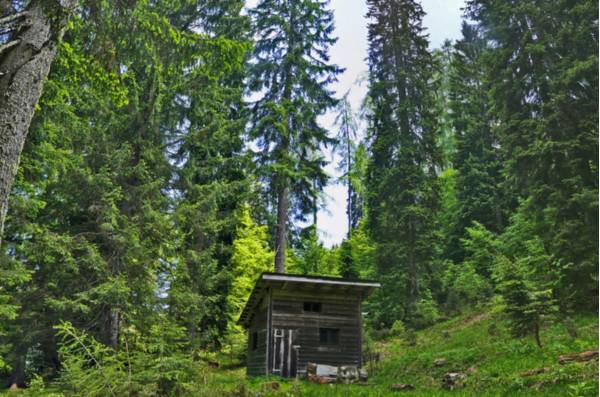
1 0 251 383
365 0 441 327
333 91 361 234
444 21 505 264
247 0 342 273
166 0 251 349
467 0 598 308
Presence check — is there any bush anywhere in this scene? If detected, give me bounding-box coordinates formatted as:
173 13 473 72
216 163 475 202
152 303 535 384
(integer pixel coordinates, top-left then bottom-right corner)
54 320 203 396
390 320 406 338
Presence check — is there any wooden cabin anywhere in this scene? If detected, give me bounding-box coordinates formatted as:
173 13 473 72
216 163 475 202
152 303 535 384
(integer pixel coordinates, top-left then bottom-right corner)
238 272 380 377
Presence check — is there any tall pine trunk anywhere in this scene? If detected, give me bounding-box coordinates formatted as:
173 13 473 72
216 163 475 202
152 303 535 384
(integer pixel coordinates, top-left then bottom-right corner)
0 0 75 245
274 183 289 273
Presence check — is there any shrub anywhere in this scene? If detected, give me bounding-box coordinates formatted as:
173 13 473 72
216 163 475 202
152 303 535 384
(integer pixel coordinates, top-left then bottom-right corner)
54 319 203 396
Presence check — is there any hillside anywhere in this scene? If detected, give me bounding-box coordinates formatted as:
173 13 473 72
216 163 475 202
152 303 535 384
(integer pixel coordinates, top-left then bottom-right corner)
198 310 598 396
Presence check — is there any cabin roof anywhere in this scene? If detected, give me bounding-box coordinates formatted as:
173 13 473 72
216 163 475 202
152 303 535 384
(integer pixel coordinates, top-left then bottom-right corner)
237 272 381 327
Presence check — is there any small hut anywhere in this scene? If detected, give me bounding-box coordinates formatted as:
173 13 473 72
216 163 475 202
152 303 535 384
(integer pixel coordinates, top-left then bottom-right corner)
238 272 380 377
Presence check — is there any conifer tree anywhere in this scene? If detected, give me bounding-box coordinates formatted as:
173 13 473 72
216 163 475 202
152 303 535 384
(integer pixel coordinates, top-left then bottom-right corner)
333 92 361 234
444 21 505 263
467 0 598 308
365 0 441 326
247 0 342 273
166 0 251 349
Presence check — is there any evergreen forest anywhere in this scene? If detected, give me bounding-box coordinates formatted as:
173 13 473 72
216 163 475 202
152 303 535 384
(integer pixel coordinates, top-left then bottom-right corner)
0 0 597 395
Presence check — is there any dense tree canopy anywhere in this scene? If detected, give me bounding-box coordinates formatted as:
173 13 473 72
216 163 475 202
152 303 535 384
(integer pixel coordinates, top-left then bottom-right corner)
0 0 596 393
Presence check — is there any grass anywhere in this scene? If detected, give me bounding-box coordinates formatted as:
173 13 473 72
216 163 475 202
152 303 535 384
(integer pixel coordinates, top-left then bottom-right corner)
197 309 598 396
3 309 597 396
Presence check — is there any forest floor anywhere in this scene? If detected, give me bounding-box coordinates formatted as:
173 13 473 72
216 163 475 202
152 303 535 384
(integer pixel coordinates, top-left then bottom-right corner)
199 309 598 397
2 308 597 396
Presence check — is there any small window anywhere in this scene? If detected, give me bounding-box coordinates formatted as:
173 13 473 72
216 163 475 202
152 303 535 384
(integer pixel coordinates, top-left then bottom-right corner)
303 302 321 312
251 332 258 351
319 328 339 346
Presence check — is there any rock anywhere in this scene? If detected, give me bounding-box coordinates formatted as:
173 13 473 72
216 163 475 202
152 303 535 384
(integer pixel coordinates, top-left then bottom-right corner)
359 368 369 382
433 358 447 367
558 349 598 365
442 372 466 390
390 383 414 391
308 374 337 384
261 381 280 392
338 365 359 384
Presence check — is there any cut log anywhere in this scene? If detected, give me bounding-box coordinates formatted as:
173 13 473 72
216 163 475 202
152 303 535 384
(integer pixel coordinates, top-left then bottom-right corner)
558 349 598 365
308 374 336 384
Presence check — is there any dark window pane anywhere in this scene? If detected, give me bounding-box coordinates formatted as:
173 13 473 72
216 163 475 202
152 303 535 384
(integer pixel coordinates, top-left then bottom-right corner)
319 328 339 345
252 332 258 350
303 301 321 312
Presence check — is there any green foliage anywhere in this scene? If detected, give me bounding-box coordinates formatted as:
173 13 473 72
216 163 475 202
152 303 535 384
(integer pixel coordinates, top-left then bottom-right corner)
0 0 596 392
247 0 342 270
390 320 406 338
55 320 201 397
166 311 598 396
365 0 442 328
229 206 274 318
466 0 598 308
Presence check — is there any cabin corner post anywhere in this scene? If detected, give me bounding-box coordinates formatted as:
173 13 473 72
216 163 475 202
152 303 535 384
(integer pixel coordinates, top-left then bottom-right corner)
358 298 362 367
266 287 272 376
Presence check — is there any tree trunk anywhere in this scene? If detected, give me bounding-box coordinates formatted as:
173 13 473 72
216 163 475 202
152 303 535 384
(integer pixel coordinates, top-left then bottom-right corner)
0 0 75 246
274 184 288 273
7 352 25 389
534 322 542 349
103 307 120 349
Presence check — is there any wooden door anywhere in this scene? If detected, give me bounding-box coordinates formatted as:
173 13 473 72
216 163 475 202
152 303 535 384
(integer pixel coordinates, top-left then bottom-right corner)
272 328 297 377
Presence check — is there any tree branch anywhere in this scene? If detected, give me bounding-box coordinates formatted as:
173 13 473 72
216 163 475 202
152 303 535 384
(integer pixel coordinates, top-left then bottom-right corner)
0 11 27 27
0 39 19 55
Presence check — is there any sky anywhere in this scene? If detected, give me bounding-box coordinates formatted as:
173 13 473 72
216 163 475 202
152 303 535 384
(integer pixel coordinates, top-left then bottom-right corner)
318 0 467 247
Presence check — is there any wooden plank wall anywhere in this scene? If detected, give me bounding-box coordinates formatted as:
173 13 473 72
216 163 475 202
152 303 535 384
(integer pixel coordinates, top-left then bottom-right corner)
246 296 268 376
270 289 362 374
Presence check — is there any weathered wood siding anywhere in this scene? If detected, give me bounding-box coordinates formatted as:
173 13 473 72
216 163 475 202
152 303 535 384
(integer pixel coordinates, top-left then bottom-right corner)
270 289 362 374
246 296 269 376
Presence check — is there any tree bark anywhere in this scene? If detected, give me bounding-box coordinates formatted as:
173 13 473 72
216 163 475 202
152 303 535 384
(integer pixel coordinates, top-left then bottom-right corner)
103 307 120 350
0 0 76 246
274 183 288 273
7 351 25 389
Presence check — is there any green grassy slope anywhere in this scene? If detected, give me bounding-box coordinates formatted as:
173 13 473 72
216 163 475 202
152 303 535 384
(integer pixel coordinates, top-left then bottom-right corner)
2 309 596 396
203 310 598 397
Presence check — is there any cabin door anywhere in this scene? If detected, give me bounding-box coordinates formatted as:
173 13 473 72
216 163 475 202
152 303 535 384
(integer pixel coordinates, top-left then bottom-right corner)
272 328 297 377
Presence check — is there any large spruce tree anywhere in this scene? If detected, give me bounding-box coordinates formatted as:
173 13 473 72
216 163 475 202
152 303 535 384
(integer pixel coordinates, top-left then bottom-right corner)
444 22 505 264
0 0 251 383
365 0 441 327
167 0 251 349
247 0 342 273
467 0 598 308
